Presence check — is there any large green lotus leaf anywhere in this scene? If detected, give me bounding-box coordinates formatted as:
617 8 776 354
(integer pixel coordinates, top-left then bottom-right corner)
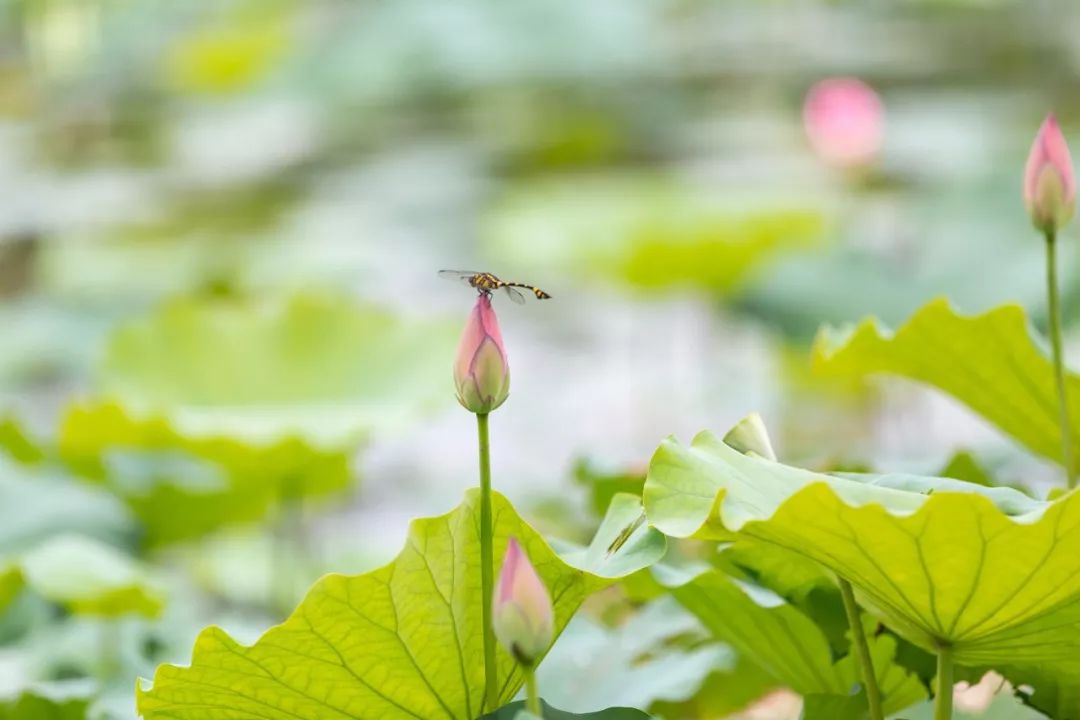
644 427 1080 671
812 298 1079 471
3 534 163 618
537 597 731 713
1001 666 1080 720
98 293 458 447
480 702 651 719
136 491 665 719
669 570 925 717
59 402 350 547
715 539 849 654
483 175 828 295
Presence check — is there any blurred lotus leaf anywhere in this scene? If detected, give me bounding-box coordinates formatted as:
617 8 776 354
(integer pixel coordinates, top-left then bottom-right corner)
40 182 304 302
648 659 777 720
0 458 136 555
0 301 113 390
59 402 349 547
136 491 664 719
736 178 1059 341
572 459 645 518
537 597 731 713
2 534 163 619
484 176 828 295
670 569 925 718
813 298 1080 473
0 679 94 720
644 420 1080 681
98 293 458 445
480 703 652 720
57 294 457 545
0 566 21 615
0 417 45 465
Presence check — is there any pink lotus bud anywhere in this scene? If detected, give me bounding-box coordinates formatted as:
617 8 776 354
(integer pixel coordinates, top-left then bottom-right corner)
454 294 510 414
803 77 884 168
1024 114 1076 234
493 537 553 667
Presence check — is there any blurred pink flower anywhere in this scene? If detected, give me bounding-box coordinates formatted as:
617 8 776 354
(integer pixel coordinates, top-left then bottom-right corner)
1024 113 1076 233
454 294 510 414
493 537 553 666
803 77 884 168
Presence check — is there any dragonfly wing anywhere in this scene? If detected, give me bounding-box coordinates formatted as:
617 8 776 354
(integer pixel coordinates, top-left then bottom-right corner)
437 270 479 286
503 286 527 304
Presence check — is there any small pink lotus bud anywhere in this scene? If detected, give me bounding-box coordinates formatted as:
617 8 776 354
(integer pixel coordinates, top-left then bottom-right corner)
803 77 884 169
454 294 510 414
1024 114 1076 234
493 537 553 667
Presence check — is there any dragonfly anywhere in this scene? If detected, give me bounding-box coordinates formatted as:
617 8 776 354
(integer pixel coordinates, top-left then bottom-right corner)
438 270 552 305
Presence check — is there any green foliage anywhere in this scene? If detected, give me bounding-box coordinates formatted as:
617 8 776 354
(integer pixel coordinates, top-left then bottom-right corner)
59 402 350 547
648 659 776 720
644 423 1080 678
715 539 849 653
812 298 1080 472
99 293 458 445
0 416 45 464
55 293 460 545
480 702 652 719
0 459 136 553
8 534 163 618
938 451 994 487
0 680 94 720
1006 667 1080 719
670 570 925 717
136 491 664 719
572 459 645 518
485 176 828 295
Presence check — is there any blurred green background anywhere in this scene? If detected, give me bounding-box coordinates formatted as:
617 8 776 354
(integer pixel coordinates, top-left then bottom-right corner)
0 0 1076 717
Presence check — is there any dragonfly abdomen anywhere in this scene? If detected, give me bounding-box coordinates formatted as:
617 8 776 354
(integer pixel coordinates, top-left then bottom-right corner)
501 281 552 300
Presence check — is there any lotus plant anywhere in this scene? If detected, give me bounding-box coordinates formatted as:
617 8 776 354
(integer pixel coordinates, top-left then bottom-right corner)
494 538 553 716
1025 114 1077 486
454 291 511 711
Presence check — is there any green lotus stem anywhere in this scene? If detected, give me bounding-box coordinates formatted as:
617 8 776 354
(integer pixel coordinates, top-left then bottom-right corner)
934 645 954 720
477 412 498 711
1046 230 1076 487
838 578 883 720
524 666 542 717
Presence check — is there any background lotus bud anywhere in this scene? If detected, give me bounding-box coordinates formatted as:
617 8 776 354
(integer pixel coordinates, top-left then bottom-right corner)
803 77 884 169
493 537 553 667
1024 114 1076 234
454 294 510 414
